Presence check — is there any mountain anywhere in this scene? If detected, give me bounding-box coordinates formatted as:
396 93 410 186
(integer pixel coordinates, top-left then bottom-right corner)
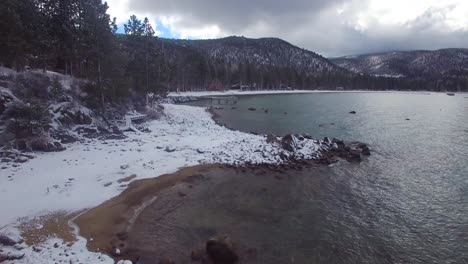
161 36 343 76
331 49 468 79
148 37 468 91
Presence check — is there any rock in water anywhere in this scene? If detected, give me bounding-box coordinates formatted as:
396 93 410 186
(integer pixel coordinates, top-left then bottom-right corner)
361 146 371 156
248 107 256 111
347 150 362 162
206 236 239 264
349 111 357 114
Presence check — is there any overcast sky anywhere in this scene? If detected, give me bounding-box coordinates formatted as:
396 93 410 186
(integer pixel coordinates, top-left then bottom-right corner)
106 0 468 57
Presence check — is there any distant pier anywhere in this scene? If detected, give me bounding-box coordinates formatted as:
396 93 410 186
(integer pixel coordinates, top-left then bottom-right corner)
207 96 238 105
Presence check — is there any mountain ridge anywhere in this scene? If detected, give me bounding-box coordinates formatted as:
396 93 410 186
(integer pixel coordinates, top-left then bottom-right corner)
331 48 468 80
159 36 345 76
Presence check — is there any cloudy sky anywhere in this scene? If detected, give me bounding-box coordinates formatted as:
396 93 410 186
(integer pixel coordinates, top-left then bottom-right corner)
106 0 468 57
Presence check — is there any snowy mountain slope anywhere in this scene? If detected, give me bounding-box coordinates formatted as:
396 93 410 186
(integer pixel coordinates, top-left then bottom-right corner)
331 49 468 78
161 36 345 76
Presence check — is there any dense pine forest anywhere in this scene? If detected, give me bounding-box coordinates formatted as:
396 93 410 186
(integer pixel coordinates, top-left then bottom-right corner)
1 0 467 106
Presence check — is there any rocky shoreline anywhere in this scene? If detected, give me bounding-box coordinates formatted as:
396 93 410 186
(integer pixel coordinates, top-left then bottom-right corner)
208 106 371 165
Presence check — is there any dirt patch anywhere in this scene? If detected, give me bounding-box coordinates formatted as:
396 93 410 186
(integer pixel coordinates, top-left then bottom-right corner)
18 211 79 246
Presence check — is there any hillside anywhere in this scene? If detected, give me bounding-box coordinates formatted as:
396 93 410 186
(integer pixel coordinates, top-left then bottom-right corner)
149 36 355 91
331 49 468 90
163 36 342 75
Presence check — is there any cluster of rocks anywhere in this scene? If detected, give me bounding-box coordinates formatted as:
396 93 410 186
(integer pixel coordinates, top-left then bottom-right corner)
14 136 65 153
51 102 93 127
0 87 17 116
73 125 126 140
0 150 34 167
265 133 371 165
319 138 371 164
265 133 321 162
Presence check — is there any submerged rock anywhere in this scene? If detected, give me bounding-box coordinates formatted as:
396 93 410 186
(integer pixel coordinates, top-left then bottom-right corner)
206 236 239 264
349 111 357 114
248 107 256 111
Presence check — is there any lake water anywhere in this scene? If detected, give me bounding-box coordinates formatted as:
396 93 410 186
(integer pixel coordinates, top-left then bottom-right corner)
189 92 468 263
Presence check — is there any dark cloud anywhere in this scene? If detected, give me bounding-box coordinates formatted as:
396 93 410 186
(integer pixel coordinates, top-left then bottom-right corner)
129 0 344 31
124 0 468 57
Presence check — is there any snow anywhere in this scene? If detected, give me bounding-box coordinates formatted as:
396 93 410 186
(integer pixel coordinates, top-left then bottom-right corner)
0 66 16 77
0 103 323 263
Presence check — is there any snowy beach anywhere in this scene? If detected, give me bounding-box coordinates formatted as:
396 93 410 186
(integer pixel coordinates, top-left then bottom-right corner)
0 104 324 263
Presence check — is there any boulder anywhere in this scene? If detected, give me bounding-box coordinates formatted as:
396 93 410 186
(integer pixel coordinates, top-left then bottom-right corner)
51 130 79 144
0 88 17 116
281 134 299 152
29 137 65 152
15 156 29 163
0 235 17 246
111 248 121 257
206 236 239 264
361 147 371 156
266 134 277 144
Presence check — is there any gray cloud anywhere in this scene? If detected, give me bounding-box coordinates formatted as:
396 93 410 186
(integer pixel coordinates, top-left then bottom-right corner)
124 0 468 57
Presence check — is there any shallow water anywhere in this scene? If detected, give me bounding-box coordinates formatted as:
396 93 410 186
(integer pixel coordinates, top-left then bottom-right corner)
188 92 468 263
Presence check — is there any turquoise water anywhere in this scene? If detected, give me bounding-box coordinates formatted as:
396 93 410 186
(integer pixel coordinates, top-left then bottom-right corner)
190 92 468 263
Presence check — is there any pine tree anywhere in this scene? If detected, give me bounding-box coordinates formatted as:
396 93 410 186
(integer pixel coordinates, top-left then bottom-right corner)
143 17 155 95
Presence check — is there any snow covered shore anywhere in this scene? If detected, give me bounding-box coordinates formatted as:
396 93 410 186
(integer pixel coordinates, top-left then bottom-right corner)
168 89 337 97
167 89 440 98
0 104 324 263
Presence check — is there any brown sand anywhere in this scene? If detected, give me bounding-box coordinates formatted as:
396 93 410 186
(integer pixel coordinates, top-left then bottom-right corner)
74 164 217 256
